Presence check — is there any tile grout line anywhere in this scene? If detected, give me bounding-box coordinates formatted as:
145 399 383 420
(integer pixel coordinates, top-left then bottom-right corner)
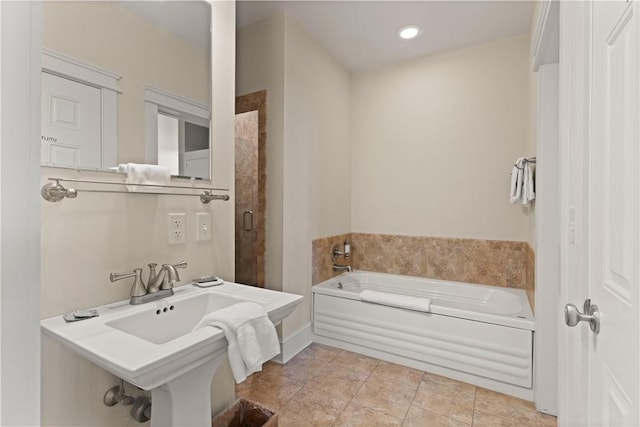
329 354 380 427
277 345 342 414
400 371 426 426
471 386 478 427
325 348 345 427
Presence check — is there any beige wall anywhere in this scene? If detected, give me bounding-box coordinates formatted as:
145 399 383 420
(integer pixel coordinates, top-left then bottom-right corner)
42 1 210 164
236 14 286 294
351 34 531 242
281 16 351 337
40 1 236 425
236 14 351 339
40 173 233 426
236 14 350 339
236 21 532 338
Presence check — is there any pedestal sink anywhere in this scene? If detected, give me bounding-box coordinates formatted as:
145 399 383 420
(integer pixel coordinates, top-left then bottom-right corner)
41 282 303 427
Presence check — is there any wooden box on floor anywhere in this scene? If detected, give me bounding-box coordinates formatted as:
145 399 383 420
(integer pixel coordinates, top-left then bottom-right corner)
212 398 278 427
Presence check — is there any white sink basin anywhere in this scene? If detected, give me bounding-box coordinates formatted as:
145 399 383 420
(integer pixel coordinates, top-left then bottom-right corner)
41 282 302 427
105 293 251 345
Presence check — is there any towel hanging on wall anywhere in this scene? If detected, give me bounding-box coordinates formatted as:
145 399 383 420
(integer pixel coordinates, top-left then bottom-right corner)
510 157 535 206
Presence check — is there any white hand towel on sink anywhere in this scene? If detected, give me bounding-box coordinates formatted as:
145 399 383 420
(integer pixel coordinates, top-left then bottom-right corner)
117 163 171 192
359 290 432 313
192 302 280 383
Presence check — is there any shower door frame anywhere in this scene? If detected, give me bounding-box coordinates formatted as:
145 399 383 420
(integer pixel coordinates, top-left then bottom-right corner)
235 90 267 287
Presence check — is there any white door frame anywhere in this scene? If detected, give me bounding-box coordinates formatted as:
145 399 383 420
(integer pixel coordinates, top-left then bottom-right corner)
558 2 593 425
534 62 559 416
0 2 42 425
530 0 560 416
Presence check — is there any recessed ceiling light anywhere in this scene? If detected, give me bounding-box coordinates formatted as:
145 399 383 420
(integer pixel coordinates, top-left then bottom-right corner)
398 26 420 40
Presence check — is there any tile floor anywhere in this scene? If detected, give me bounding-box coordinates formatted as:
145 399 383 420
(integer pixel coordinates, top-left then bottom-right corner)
236 344 557 427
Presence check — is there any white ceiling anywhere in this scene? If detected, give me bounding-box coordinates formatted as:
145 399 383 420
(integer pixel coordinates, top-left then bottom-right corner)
237 1 535 71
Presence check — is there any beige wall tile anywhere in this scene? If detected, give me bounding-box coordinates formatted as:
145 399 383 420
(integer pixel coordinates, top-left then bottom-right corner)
312 233 353 285
425 238 466 281
314 233 536 313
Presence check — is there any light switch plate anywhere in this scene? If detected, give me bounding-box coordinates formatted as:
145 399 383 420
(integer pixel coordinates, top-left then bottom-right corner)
196 213 211 241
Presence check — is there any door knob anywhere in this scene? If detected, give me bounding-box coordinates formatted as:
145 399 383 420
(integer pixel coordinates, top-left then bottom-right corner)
565 298 600 334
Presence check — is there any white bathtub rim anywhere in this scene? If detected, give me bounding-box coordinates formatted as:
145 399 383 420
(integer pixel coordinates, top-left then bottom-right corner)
312 270 535 331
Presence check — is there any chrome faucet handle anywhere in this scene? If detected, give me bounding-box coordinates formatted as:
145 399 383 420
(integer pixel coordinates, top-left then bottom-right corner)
147 263 158 285
158 261 187 290
172 260 187 270
110 271 136 282
170 260 187 282
110 268 147 297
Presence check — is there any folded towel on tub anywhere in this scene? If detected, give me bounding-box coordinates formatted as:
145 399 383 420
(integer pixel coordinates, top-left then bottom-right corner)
359 290 432 313
192 302 281 383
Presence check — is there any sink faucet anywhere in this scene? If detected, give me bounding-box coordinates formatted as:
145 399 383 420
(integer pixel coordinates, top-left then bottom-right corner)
110 261 187 305
147 261 187 293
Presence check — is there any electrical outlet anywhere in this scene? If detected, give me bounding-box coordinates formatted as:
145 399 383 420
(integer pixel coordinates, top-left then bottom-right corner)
196 213 211 241
168 213 186 244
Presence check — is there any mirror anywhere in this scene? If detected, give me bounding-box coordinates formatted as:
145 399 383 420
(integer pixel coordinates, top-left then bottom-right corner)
40 1 212 179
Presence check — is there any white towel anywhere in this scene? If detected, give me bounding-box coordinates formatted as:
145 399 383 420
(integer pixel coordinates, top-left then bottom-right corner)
192 302 281 383
359 290 432 313
522 162 535 206
510 157 525 204
117 163 171 192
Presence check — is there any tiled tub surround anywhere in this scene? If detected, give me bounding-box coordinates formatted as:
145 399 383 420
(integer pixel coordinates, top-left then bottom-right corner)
312 233 535 311
312 233 356 285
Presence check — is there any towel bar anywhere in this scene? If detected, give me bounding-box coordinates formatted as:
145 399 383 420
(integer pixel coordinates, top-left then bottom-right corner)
41 178 230 204
514 157 536 170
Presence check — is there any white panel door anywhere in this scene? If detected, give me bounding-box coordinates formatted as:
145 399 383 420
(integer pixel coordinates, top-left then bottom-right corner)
41 72 102 168
587 0 640 425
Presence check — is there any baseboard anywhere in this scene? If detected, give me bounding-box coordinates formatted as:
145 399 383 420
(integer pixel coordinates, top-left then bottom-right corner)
271 322 313 364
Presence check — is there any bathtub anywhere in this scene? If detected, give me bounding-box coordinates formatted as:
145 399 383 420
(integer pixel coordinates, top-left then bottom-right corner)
312 271 535 400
